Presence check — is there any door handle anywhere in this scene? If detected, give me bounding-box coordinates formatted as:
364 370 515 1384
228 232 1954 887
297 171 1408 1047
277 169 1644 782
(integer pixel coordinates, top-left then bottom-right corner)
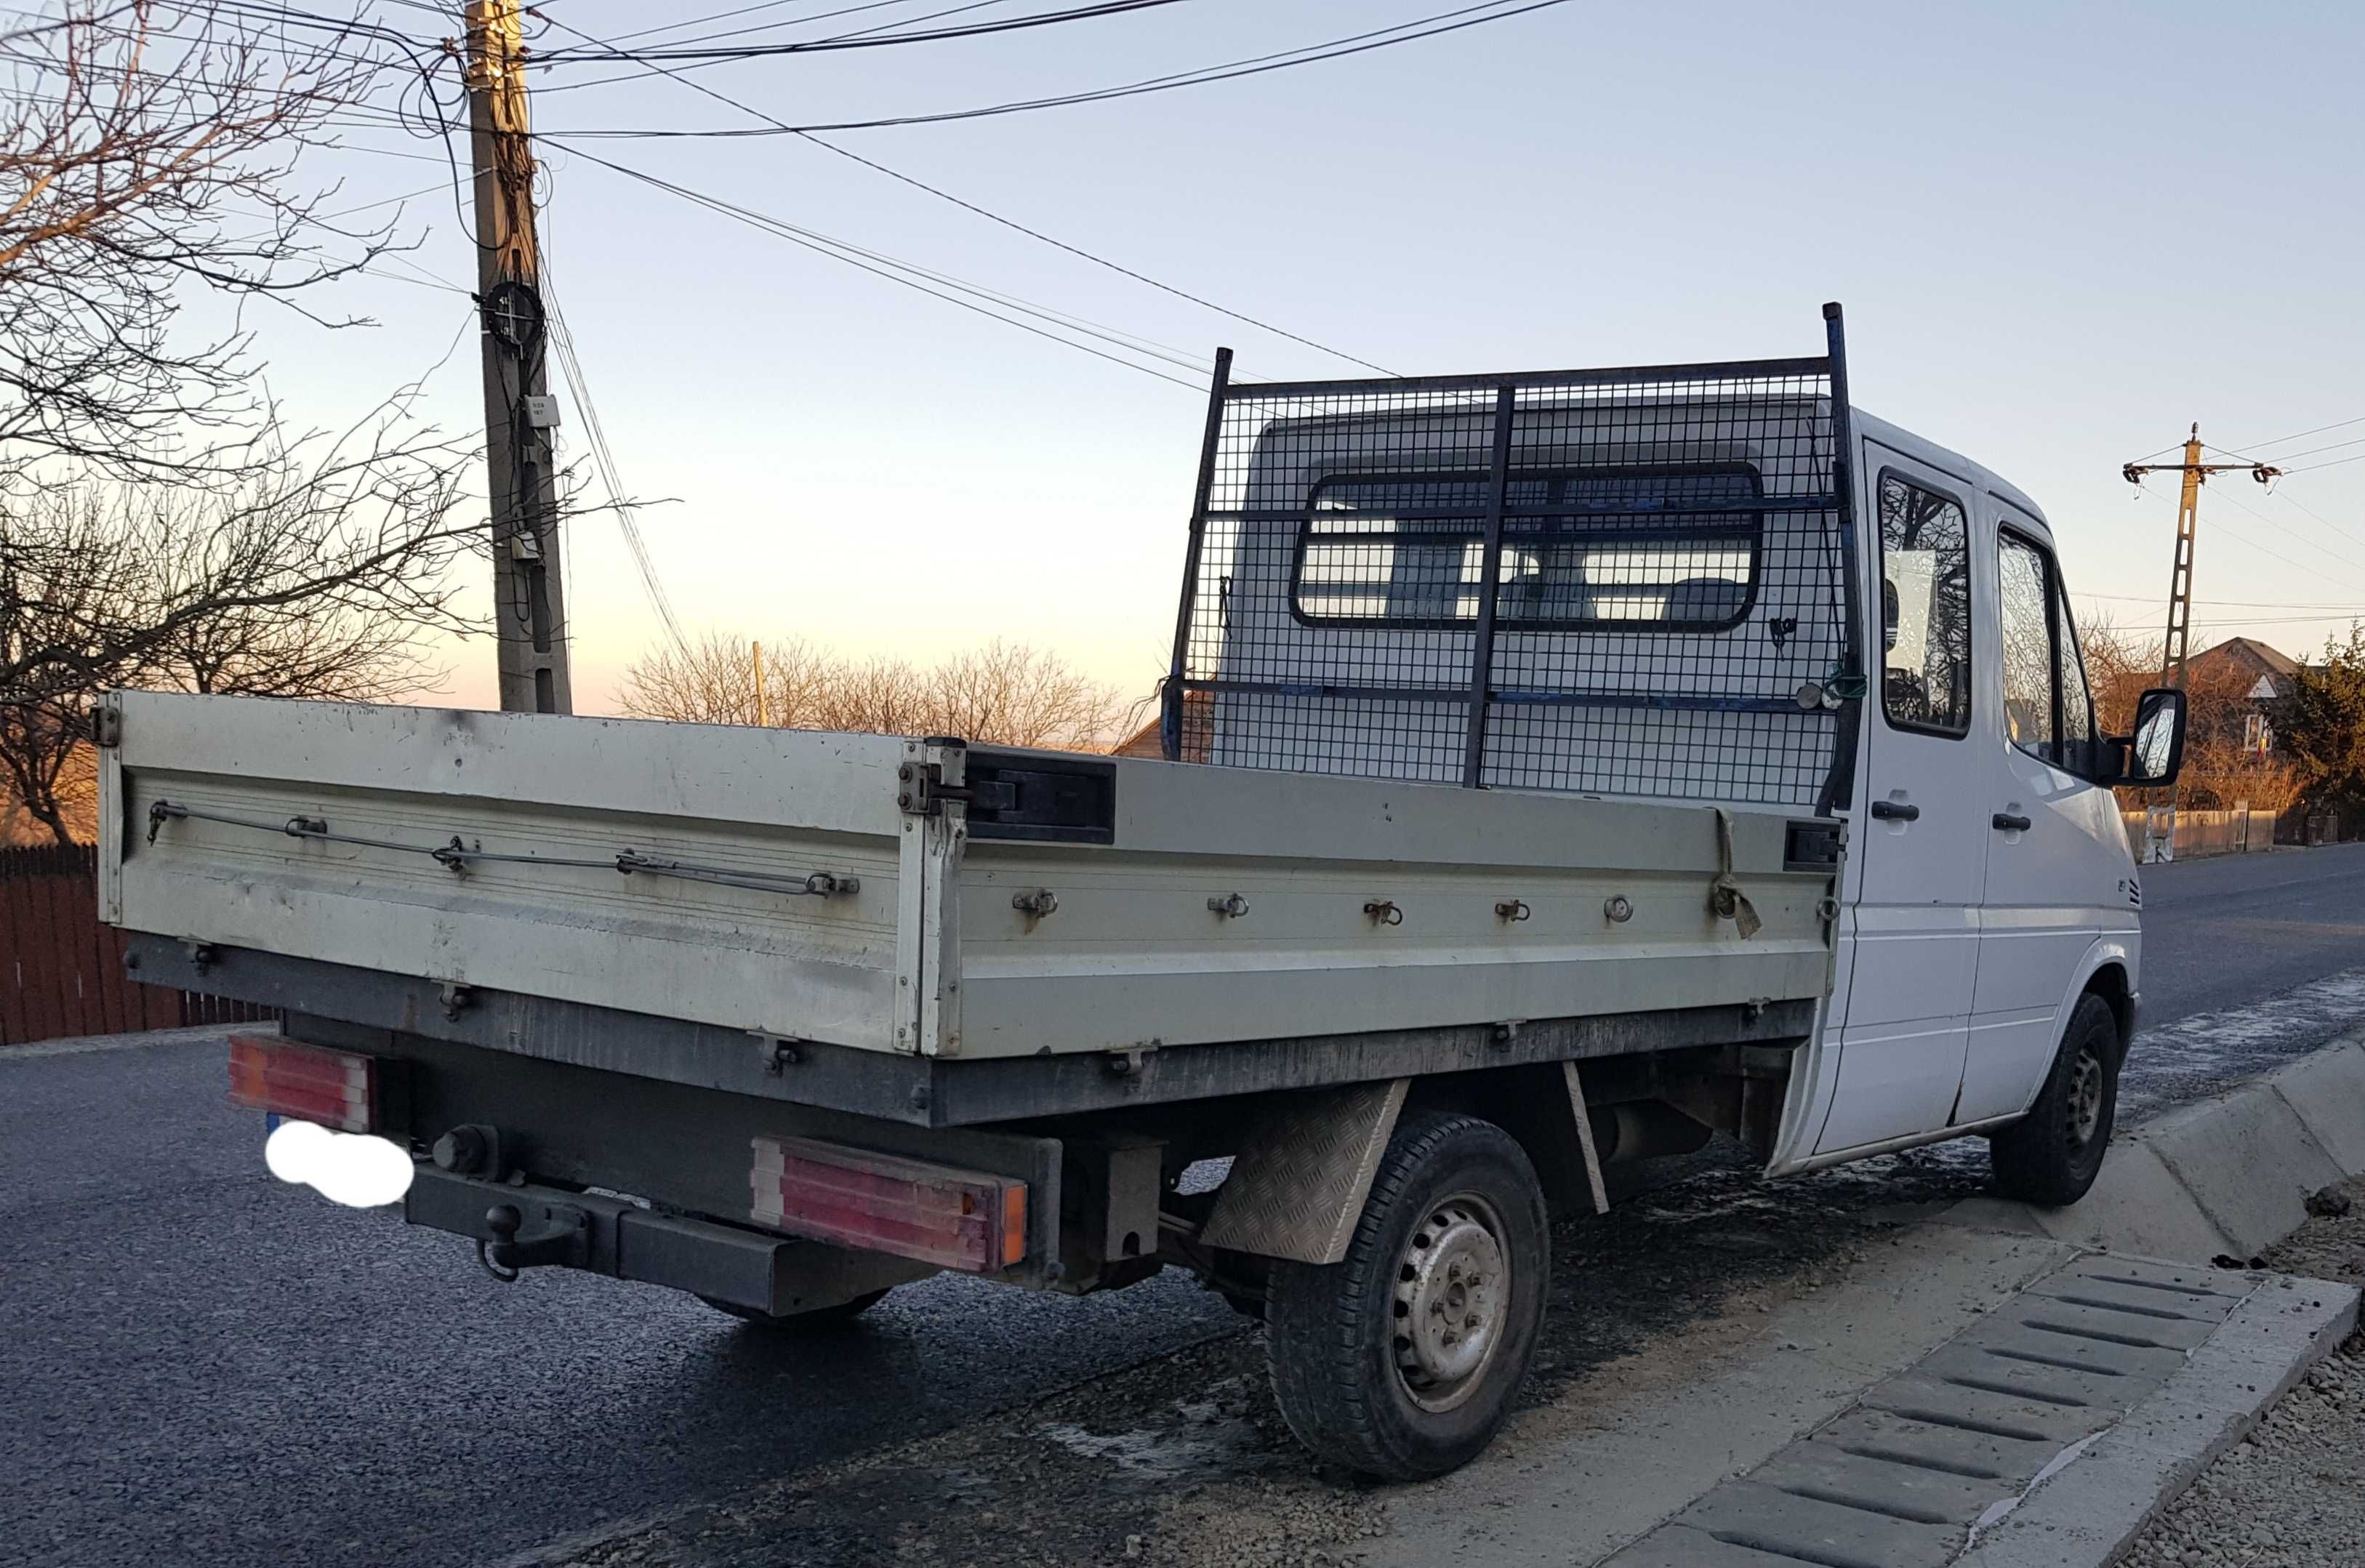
1868 800 1919 821
1992 813 2032 832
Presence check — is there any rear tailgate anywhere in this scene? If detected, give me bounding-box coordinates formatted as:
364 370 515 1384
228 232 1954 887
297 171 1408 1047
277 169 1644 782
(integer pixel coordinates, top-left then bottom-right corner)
98 691 918 1051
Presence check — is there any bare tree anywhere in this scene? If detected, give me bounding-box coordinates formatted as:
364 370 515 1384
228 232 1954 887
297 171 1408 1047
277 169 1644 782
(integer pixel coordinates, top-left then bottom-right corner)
0 2 422 495
0 5 489 701
1 411 487 839
925 640 1125 752
2079 615 2301 813
0 7 555 840
0 695 92 843
619 632 835 728
4 405 481 688
620 634 1128 752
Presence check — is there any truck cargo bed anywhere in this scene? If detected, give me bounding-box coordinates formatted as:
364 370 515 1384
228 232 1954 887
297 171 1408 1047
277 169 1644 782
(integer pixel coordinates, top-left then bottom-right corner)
100 692 1838 1066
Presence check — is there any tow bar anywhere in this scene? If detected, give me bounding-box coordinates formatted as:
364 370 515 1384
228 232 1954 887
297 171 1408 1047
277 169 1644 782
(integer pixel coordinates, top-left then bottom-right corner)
475 1201 591 1283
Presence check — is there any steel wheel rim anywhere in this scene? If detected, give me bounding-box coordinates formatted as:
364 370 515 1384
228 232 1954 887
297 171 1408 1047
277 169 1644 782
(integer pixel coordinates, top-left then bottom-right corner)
2067 1046 2105 1149
1391 1193 1509 1414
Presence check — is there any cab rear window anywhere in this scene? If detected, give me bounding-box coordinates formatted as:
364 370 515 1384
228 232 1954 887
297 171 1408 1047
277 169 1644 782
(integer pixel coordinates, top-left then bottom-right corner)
1290 466 1762 632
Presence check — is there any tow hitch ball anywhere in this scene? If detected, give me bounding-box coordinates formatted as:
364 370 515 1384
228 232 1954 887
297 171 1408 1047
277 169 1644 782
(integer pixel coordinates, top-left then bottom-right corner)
475 1202 590 1284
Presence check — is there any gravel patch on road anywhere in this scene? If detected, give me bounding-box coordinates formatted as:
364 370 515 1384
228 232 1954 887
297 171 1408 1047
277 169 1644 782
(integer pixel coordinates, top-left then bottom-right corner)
2120 1176 2365 1568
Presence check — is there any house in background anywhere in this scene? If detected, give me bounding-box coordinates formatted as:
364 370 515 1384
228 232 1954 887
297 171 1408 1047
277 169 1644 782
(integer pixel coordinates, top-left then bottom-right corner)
1112 690 1210 762
2185 635 2303 756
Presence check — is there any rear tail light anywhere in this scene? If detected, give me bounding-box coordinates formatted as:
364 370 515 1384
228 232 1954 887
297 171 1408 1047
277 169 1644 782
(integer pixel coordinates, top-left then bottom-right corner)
750 1135 1027 1273
228 1034 375 1133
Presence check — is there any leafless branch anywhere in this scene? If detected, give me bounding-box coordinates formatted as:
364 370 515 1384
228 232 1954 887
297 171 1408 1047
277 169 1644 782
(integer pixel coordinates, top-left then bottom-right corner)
620 633 1128 752
0 2 441 491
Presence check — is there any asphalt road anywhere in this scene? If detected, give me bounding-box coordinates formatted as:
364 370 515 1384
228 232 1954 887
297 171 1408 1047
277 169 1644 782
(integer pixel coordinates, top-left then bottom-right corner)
2127 840 2365 1025
4 843 2361 1568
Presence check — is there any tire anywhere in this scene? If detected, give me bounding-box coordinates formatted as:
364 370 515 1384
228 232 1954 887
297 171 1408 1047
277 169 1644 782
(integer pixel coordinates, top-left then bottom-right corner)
699 1288 889 1332
1264 1111 1550 1481
1989 993 2121 1207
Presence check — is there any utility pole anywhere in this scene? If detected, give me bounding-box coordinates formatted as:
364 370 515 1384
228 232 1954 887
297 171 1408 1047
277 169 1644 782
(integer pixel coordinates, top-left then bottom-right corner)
465 0 571 714
752 641 768 728
2122 427 2284 686
2121 425 2281 858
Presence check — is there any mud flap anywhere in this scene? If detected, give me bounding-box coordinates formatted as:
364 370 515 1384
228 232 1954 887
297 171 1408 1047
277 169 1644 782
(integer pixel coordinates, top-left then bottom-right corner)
1200 1079 1410 1264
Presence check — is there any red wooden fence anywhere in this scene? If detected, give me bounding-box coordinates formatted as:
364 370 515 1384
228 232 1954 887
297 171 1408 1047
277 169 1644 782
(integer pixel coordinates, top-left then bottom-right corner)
0 843 273 1046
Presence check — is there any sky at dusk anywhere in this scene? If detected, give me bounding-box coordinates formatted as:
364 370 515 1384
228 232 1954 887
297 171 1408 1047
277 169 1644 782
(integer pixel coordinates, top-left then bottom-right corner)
246 0 2365 712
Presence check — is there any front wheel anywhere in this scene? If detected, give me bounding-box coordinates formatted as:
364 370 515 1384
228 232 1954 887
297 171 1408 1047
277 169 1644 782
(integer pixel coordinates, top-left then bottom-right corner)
1264 1111 1549 1481
1988 993 2121 1206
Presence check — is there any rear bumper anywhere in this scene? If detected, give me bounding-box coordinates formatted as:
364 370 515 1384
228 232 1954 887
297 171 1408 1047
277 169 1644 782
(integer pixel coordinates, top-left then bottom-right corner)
403 1165 933 1315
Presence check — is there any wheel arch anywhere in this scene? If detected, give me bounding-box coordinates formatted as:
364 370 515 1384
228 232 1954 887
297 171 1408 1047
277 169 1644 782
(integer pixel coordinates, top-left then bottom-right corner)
2070 942 2136 1062
1985 939 2135 1127
2082 961 2134 1058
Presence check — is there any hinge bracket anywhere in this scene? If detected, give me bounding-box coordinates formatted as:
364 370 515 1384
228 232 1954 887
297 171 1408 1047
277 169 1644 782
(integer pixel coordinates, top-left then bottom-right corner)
897 761 954 816
898 760 1020 818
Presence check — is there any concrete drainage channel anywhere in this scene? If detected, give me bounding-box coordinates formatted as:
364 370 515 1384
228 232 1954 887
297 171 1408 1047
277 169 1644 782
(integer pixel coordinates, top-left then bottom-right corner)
1602 1254 2345 1567
1601 1040 2365 1568
1370 1038 2365 1568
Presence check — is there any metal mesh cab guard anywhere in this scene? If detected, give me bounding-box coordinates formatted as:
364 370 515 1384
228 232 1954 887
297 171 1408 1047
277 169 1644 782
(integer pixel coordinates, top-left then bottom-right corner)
1162 304 1863 813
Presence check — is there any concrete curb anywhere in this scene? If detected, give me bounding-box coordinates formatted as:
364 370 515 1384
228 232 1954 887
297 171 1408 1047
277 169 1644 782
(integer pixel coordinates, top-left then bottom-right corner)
1946 1037 2365 1261
1952 1266 2361 1568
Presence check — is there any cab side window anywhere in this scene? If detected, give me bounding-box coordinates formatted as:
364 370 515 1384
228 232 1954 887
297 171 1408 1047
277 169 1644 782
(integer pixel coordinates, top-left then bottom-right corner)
1879 475 1972 735
1996 529 2099 775
2055 574 2096 771
1997 534 2055 758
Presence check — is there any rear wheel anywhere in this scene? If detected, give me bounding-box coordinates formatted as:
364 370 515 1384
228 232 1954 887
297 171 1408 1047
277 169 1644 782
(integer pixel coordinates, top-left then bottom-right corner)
1264 1111 1549 1481
1989 993 2121 1206
699 1289 890 1332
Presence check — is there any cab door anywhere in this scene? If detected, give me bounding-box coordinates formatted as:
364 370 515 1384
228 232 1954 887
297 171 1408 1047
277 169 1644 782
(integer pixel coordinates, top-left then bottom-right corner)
1815 454 1988 1153
1964 516 2114 1122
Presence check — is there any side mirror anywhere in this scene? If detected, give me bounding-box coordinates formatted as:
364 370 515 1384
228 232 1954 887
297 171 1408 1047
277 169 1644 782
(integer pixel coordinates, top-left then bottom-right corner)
2103 687 2188 787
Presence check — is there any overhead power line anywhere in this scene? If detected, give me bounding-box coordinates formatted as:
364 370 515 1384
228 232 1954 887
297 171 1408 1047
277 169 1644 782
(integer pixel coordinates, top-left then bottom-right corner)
800 1 1035 47
2284 451 2365 476
2207 485 2365 592
2076 591 2364 610
532 9 1396 375
2217 414 2365 459
2265 488 2365 558
566 146 1209 390
2207 524 2361 590
2211 484 2365 574
598 1 920 48
2244 435 2365 466
2175 619 2365 633
532 0 1578 136
534 1 1186 62
539 262 693 661
782 134 1397 374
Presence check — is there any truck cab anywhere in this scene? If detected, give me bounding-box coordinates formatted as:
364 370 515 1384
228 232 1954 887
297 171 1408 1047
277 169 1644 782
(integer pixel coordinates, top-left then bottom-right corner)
1165 343 2180 1198
1799 412 2145 1175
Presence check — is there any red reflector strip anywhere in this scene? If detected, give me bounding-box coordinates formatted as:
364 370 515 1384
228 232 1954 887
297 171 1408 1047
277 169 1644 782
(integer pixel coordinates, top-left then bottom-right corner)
228 1034 374 1134
750 1135 1027 1273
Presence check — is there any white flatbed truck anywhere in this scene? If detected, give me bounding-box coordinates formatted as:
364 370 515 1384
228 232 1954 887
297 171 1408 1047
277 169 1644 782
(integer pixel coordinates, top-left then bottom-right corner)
97 305 2189 1479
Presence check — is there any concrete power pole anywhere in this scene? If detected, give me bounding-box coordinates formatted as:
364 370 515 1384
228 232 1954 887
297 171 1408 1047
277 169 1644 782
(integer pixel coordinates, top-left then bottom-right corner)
2122 427 2286 688
2121 425 2281 857
465 0 571 714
